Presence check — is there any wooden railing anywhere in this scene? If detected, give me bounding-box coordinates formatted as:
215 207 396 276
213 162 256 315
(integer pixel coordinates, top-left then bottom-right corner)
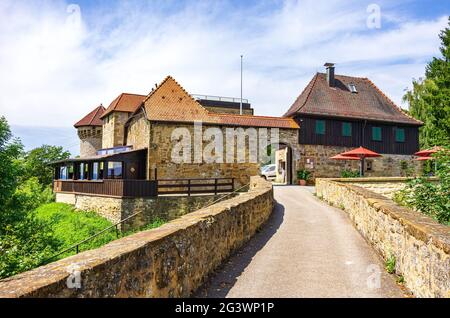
53 177 235 197
53 179 157 198
157 178 235 196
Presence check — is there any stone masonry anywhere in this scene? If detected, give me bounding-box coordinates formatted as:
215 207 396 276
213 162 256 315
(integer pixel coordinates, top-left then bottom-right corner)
102 112 130 149
55 192 225 231
77 127 102 157
316 178 450 298
296 144 422 180
125 119 301 186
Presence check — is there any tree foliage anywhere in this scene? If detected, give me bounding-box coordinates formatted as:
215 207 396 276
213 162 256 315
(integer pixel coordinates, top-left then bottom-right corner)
403 18 450 148
0 117 60 278
394 147 450 225
22 145 70 187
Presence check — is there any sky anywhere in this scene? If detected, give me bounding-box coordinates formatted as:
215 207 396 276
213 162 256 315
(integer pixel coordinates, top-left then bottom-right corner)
0 0 448 154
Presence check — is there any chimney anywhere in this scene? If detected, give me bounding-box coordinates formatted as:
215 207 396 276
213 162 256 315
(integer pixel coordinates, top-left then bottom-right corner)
324 62 335 87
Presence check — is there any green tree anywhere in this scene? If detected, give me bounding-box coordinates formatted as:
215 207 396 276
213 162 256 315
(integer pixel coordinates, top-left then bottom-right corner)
403 18 450 148
0 116 23 207
22 145 70 187
0 117 60 279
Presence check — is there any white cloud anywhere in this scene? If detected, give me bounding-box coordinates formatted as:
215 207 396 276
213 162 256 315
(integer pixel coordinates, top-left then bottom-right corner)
0 0 447 133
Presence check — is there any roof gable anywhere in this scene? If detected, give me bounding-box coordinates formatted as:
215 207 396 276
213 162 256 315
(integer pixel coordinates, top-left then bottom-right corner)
74 105 105 127
284 73 422 125
101 93 146 119
142 76 212 123
140 76 299 129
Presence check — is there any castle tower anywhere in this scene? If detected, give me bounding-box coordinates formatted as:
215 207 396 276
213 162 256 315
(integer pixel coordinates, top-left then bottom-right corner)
99 93 146 149
74 105 106 157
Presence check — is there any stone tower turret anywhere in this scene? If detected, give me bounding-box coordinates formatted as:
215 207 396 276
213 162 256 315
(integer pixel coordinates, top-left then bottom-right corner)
74 105 106 158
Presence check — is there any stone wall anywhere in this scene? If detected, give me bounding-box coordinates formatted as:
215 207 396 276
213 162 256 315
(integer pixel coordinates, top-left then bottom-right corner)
0 177 273 298
316 178 450 298
296 144 422 180
126 113 151 179
77 127 102 157
102 112 130 149
55 192 224 231
146 122 300 186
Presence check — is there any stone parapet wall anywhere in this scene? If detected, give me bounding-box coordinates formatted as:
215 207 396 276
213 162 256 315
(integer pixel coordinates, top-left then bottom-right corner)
0 177 273 297
316 178 449 298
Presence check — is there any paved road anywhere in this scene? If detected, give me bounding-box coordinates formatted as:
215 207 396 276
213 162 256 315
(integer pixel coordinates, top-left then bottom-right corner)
195 186 406 298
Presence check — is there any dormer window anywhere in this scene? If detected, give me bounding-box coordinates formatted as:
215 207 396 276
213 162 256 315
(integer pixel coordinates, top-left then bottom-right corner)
348 83 358 93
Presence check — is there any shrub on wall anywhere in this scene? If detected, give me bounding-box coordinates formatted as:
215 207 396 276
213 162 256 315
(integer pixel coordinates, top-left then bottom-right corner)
394 148 450 225
340 169 360 178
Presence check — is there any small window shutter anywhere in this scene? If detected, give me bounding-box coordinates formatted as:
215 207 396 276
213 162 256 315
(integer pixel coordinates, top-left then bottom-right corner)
342 122 352 136
372 127 382 141
395 128 405 142
315 120 325 135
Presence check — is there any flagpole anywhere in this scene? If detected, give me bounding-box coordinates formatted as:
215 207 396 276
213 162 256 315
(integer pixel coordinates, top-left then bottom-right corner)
240 54 243 115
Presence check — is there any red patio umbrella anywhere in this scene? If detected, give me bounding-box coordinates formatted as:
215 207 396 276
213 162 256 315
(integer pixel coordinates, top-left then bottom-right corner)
330 154 360 160
414 146 442 157
339 146 382 177
414 156 434 161
414 146 442 174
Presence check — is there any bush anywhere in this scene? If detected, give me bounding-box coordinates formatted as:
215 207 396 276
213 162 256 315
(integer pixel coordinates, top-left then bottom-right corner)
341 169 360 178
297 169 311 181
394 148 450 225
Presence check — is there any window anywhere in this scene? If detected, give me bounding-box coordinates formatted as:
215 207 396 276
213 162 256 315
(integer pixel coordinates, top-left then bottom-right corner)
342 122 352 137
395 128 405 142
93 162 99 180
372 127 382 141
107 162 123 179
315 120 325 135
79 163 89 180
59 166 68 180
348 83 358 93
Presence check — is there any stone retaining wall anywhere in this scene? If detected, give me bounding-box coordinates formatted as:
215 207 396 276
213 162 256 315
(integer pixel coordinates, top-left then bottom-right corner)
0 176 273 298
55 193 223 230
316 178 449 298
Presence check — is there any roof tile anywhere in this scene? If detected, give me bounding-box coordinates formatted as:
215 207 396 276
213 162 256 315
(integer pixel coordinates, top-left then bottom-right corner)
100 93 146 119
141 76 299 129
74 105 106 127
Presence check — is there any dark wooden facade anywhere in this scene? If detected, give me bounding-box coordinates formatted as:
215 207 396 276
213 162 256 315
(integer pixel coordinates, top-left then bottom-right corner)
295 115 420 155
53 179 157 198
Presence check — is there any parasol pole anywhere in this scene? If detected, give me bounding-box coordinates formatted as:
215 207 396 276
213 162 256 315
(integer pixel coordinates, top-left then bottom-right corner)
360 155 365 177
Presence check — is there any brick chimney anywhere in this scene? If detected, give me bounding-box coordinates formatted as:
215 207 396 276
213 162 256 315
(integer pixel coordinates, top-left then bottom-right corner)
324 62 335 87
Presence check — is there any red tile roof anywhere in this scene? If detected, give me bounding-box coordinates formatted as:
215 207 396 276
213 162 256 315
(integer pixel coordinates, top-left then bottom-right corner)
100 93 146 119
284 73 422 125
140 76 299 129
74 105 106 127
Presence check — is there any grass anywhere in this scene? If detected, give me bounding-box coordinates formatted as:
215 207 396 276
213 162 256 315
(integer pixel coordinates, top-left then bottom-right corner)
35 203 117 259
385 255 396 274
35 203 166 260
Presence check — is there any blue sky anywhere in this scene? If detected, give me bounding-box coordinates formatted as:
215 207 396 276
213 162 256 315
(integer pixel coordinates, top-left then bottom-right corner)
0 0 448 154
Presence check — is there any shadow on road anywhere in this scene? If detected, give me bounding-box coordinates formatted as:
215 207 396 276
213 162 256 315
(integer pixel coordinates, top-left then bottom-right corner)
193 202 285 298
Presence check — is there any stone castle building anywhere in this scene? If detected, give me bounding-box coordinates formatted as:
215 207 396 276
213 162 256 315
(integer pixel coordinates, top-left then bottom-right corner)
55 64 422 195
